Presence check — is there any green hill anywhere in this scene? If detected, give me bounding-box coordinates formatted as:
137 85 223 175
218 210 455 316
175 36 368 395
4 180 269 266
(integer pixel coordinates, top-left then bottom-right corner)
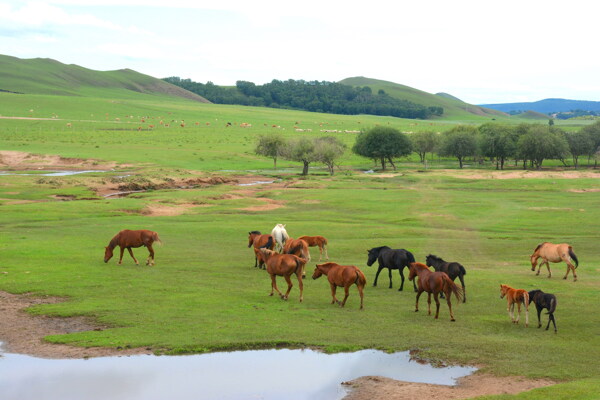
339 76 506 120
0 54 209 103
514 110 550 120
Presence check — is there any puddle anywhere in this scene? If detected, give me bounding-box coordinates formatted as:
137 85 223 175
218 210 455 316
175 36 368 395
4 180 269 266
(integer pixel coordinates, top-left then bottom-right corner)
0 348 476 400
237 180 277 186
0 170 109 177
103 190 146 198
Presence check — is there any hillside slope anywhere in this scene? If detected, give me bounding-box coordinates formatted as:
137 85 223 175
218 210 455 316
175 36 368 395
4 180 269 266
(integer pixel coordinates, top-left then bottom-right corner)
339 77 506 119
480 98 600 114
0 54 210 103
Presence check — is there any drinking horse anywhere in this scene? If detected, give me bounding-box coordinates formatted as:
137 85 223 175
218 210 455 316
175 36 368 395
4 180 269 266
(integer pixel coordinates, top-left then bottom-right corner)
499 284 529 327
104 229 161 266
408 262 463 321
298 235 329 261
312 262 366 309
259 249 307 302
248 231 274 268
530 242 579 281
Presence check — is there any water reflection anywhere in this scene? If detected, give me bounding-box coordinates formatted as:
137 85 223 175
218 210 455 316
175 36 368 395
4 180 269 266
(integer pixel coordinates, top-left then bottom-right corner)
0 349 476 400
0 170 108 176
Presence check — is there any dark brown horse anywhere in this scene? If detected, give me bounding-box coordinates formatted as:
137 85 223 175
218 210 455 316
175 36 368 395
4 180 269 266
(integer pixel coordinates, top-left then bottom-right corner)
283 237 311 276
104 229 161 266
259 249 307 302
312 262 366 310
248 231 275 268
408 262 463 321
298 235 329 261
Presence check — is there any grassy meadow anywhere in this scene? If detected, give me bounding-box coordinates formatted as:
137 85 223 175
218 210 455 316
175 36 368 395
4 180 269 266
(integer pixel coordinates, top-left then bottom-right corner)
1 92 600 399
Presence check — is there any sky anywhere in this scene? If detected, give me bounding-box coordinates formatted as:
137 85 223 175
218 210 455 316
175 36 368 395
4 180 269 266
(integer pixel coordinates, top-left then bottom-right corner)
0 0 598 104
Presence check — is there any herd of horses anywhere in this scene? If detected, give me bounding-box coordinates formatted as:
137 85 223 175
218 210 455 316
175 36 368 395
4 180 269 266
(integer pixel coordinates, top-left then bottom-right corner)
103 228 578 331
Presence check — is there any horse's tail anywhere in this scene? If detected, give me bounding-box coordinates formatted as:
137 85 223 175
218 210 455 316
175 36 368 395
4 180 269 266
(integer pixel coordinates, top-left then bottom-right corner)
287 242 304 255
569 247 579 268
546 295 557 315
294 255 307 274
459 263 466 276
443 274 463 303
355 267 367 287
153 232 163 246
261 236 273 249
322 236 328 246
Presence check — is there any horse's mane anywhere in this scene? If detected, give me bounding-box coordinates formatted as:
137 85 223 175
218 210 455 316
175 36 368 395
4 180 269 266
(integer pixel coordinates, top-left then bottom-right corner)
108 234 120 249
427 254 443 262
249 230 261 235
533 243 546 252
371 245 390 252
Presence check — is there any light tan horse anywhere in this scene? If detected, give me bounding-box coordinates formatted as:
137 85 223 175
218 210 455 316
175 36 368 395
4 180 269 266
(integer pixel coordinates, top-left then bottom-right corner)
298 235 329 261
500 284 529 327
259 249 307 302
530 242 579 281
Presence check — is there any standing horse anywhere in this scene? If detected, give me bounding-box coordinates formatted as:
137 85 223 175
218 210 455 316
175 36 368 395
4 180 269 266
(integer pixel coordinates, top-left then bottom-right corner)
283 237 311 276
366 246 416 292
104 229 161 266
499 284 529 327
312 262 366 310
425 254 467 303
528 289 558 333
247 231 274 268
298 235 329 261
408 262 463 321
530 242 579 281
271 224 289 252
259 249 306 302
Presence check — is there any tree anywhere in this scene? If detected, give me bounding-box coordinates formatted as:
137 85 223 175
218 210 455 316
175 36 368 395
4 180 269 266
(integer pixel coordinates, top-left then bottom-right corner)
255 134 287 168
410 131 440 163
439 125 478 168
580 121 600 167
565 130 593 169
352 126 412 170
281 136 317 175
516 126 569 169
478 123 517 170
314 136 346 175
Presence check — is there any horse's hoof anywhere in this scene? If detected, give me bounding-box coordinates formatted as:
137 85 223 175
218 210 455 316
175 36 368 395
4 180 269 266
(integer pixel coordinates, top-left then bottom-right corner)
451 319 455 322
414 309 419 313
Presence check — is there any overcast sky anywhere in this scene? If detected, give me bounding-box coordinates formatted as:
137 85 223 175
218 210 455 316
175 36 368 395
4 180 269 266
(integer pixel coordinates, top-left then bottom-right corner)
1 0 598 104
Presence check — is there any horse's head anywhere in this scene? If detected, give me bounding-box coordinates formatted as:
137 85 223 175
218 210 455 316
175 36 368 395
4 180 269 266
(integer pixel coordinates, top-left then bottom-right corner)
248 231 260 248
408 262 417 281
366 249 378 266
499 284 508 299
259 248 275 258
425 254 435 267
104 246 113 263
312 266 323 280
530 254 538 271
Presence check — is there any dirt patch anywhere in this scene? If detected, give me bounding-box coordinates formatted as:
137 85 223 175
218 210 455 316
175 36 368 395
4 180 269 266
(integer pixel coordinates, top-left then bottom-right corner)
141 203 212 216
0 291 152 359
240 197 285 212
343 373 556 400
0 150 117 171
568 188 600 193
434 169 600 180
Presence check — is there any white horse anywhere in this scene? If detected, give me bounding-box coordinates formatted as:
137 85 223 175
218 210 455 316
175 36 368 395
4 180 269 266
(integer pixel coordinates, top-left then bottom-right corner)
271 224 289 252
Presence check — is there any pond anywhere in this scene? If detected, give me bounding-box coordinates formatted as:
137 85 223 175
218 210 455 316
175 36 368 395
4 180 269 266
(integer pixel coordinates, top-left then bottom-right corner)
0 170 109 177
0 348 476 400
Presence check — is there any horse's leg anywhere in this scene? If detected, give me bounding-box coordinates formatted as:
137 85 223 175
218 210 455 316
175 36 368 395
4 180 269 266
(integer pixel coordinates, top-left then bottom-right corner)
549 313 557 333
446 293 455 322
536 306 542 328
415 290 423 312
524 302 529 327
340 285 350 307
459 274 466 303
515 302 521 325
536 260 542 276
507 302 514 323
269 274 281 297
357 283 364 310
126 248 139 265
317 245 323 262
324 244 329 260
544 260 551 278
398 269 404 292
388 268 393 289
330 283 338 305
427 293 432 315
296 272 304 302
373 267 383 287
146 244 155 266
433 292 440 319
118 246 125 265
283 275 293 300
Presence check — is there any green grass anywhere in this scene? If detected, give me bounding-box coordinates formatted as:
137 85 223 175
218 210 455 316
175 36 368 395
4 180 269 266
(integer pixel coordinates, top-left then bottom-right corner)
1 90 600 399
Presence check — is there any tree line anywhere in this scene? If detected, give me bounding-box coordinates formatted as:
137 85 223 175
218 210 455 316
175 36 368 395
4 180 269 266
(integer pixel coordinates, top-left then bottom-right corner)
163 77 443 119
255 121 600 173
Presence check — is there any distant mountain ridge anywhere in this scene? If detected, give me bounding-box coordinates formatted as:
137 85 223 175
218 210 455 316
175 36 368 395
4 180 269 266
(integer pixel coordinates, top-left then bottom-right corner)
479 98 600 114
0 54 210 103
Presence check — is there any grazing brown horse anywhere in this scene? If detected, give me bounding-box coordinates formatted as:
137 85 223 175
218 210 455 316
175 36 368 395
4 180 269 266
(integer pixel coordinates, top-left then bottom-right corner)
259 249 307 302
248 231 275 269
312 262 366 309
104 229 161 266
530 242 579 281
283 237 311 276
408 262 463 321
500 284 529 327
298 235 329 261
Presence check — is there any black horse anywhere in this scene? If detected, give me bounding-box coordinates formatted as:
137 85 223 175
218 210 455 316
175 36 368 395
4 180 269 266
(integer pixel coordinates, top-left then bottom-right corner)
366 246 416 292
425 254 467 303
528 289 558 333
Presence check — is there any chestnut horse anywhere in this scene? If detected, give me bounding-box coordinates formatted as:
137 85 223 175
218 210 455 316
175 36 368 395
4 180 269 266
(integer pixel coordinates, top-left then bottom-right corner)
104 229 161 266
530 242 579 281
283 237 311 276
408 262 463 321
248 231 274 269
312 262 366 309
425 254 467 303
298 235 329 261
259 249 307 302
500 284 529 327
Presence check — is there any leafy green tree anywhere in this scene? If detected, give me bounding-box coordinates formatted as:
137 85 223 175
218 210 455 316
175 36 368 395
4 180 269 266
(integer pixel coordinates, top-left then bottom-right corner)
314 136 346 175
352 126 412 170
580 121 600 167
516 126 569 169
255 134 287 168
565 130 593 168
281 136 317 175
439 125 478 168
478 123 517 170
410 131 440 163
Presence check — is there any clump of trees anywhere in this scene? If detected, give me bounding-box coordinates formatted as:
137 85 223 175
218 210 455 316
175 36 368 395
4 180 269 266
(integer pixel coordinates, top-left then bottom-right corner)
352 126 412 170
254 134 346 175
164 77 443 120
